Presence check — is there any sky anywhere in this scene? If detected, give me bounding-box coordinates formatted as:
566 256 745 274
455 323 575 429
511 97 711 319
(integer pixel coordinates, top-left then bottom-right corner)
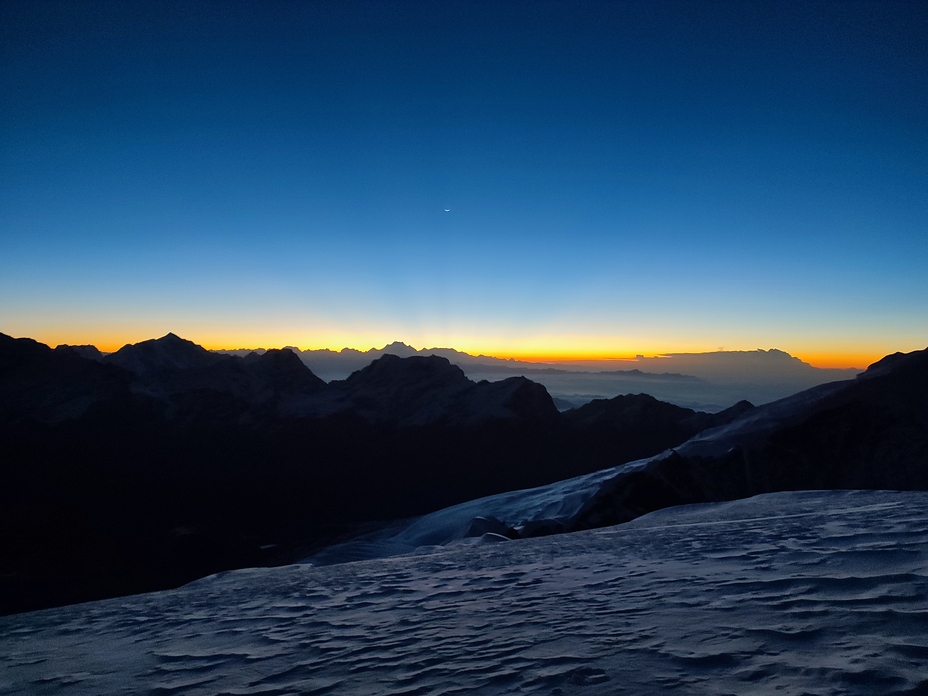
2 1 926 368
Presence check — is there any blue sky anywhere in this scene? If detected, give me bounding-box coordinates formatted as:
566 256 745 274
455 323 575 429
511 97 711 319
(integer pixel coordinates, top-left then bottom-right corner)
2 1 926 365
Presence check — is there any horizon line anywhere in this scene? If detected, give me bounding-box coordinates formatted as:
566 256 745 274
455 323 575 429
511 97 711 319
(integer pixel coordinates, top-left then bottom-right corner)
8 330 879 371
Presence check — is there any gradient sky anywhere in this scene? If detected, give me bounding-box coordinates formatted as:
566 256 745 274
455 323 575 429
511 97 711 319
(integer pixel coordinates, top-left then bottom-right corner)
2 1 926 367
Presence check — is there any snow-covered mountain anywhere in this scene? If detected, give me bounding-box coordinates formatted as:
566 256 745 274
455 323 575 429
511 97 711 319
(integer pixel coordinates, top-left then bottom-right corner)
3 489 926 695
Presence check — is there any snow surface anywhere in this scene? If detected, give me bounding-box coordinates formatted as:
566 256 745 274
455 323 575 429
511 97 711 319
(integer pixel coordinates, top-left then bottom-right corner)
3 490 927 695
306 459 633 565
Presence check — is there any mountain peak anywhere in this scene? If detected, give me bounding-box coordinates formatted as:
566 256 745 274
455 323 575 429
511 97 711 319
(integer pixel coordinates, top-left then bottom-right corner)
54 344 105 361
347 353 468 388
242 348 326 392
105 333 223 374
378 341 418 357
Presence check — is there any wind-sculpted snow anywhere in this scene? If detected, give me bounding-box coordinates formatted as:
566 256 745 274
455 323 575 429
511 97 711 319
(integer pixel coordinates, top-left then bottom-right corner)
3 490 927 695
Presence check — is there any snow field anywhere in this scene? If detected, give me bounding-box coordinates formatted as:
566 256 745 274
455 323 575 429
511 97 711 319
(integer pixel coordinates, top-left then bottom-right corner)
1 489 927 695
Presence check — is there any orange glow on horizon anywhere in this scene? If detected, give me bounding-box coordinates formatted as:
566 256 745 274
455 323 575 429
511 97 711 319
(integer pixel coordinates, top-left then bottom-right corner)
14 327 885 371
788 352 878 371
478 351 873 370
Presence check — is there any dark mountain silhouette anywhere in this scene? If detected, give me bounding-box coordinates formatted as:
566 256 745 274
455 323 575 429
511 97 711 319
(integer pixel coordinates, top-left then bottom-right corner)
313 354 480 426
565 393 753 462
96 334 327 422
299 354 560 427
54 344 105 361
105 332 224 374
243 348 328 398
0 334 132 423
0 331 741 615
566 394 752 430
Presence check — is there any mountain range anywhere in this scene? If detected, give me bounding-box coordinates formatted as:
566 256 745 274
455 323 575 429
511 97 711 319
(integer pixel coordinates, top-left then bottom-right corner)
48 334 858 410
0 331 750 614
1 331 924 616
214 341 859 410
312 344 927 565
